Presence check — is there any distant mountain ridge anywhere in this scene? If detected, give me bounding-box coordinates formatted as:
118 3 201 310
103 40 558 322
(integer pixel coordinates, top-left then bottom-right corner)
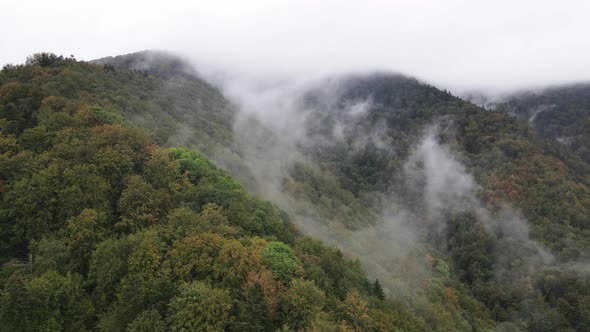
494 84 590 165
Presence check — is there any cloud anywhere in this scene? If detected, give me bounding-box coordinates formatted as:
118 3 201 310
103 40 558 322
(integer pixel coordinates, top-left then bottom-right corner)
402 124 555 272
403 125 477 219
2 1 590 93
201 68 560 296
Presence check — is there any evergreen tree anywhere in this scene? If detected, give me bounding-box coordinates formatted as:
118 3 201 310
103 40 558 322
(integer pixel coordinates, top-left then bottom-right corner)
373 279 385 301
233 283 269 332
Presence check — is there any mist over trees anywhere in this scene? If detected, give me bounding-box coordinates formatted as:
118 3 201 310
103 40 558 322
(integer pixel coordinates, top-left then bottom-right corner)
0 51 590 331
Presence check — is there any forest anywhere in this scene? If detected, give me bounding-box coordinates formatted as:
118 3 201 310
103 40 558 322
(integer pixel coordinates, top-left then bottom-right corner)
1 52 590 331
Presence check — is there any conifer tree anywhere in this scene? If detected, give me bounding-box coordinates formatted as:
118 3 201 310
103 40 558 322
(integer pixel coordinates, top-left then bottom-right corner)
373 279 385 301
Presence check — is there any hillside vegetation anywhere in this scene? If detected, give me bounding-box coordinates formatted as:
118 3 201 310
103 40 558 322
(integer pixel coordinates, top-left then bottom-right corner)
495 84 590 166
0 53 429 331
1 51 590 331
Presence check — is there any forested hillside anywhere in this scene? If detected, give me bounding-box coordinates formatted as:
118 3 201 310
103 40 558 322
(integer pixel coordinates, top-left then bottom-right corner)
0 53 429 331
95 52 590 331
1 51 590 331
227 72 590 331
494 84 590 166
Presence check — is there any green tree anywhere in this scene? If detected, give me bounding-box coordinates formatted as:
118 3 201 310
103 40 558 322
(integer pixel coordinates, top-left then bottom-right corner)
166 232 224 281
0 270 93 332
30 237 71 275
18 125 53 152
262 241 298 282
343 290 371 331
25 52 62 67
281 279 326 331
233 283 269 332
89 237 130 308
126 309 166 332
373 279 385 301
66 209 107 274
167 281 232 332
8 164 62 240
117 175 168 231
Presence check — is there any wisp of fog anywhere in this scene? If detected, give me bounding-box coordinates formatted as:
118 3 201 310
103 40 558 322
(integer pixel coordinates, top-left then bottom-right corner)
195 70 563 299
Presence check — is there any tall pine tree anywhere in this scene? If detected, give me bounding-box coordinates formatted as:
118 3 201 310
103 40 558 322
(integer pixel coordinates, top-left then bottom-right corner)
373 279 385 301
234 283 269 331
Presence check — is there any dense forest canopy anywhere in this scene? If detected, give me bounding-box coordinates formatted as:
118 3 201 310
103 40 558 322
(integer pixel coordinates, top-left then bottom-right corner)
0 52 589 331
0 53 429 331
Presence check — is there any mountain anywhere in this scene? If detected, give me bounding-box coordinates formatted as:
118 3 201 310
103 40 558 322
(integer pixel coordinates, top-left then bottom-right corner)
93 50 202 80
1 51 590 331
0 53 425 331
95 52 590 331
494 84 590 166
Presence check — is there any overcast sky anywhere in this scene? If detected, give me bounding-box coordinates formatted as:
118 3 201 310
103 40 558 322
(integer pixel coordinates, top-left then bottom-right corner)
1 0 589 93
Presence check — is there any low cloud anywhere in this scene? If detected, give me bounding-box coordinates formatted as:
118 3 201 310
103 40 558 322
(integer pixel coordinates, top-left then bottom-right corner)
200 71 561 296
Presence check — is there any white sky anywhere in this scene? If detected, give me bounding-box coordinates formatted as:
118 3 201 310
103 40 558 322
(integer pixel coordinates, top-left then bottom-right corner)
1 0 589 92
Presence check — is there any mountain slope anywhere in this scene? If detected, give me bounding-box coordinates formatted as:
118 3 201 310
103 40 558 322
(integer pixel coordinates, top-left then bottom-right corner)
0 53 432 331
97 51 590 331
4 51 590 331
494 83 590 166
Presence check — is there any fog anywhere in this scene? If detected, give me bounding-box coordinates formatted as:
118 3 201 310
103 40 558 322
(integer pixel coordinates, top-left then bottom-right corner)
3 0 586 295
2 1 590 94
189 69 562 296
3 2 590 327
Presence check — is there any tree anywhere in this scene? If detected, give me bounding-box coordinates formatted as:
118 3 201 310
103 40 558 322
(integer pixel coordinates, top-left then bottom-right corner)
25 52 62 67
127 231 164 277
0 270 32 331
30 237 71 275
199 203 229 226
98 273 173 332
91 145 135 190
18 125 53 152
66 209 106 274
117 175 168 231
143 148 182 190
233 283 269 332
262 241 298 282
281 279 326 331
59 163 111 221
163 207 201 240
167 281 232 332
214 239 256 288
8 164 62 240
372 279 385 301
342 290 371 331
126 309 166 332
0 270 93 332
166 232 224 281
89 237 130 307
245 269 284 321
